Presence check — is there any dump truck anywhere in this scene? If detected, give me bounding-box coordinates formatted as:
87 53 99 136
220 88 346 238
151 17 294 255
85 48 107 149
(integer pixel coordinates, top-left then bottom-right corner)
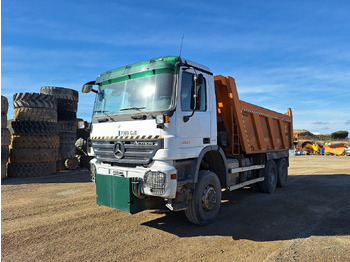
82 56 293 225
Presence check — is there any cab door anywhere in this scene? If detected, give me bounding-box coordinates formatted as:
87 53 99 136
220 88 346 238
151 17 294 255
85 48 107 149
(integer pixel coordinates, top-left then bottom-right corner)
175 68 212 158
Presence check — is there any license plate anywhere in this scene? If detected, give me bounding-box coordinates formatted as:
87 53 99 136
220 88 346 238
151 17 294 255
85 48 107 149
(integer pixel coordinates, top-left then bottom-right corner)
113 170 125 177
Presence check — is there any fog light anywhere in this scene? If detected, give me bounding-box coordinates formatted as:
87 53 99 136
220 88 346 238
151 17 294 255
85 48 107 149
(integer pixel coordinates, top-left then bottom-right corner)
144 171 166 195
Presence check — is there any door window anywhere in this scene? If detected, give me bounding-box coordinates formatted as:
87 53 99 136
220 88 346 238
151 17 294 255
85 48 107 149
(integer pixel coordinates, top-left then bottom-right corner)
181 72 206 111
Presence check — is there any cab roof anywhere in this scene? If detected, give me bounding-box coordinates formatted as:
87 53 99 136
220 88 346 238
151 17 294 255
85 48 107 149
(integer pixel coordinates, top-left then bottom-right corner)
96 56 211 85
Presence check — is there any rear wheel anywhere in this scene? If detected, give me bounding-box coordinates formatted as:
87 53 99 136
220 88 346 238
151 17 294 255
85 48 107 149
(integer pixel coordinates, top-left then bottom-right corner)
276 158 288 187
258 160 277 193
185 171 221 225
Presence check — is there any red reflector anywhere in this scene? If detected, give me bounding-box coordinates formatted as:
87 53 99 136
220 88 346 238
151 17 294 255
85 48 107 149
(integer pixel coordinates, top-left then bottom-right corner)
170 174 177 179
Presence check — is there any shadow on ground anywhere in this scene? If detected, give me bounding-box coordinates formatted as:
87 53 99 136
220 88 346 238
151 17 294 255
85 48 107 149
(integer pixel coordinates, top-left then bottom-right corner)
142 174 350 241
1 168 92 185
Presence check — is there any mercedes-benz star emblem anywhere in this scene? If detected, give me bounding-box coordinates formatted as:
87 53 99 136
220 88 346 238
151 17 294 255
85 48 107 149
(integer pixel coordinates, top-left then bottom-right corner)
113 142 125 159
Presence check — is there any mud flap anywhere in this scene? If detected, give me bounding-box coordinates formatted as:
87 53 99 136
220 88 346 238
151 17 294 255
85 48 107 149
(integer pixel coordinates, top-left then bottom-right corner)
96 174 147 214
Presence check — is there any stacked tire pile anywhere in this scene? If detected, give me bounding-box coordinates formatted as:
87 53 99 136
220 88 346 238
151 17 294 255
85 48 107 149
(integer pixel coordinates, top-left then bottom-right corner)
8 93 59 177
40 87 79 170
1 96 11 179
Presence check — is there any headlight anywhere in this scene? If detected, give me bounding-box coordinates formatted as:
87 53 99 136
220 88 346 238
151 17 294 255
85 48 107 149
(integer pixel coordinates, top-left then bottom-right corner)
144 171 166 195
155 114 165 125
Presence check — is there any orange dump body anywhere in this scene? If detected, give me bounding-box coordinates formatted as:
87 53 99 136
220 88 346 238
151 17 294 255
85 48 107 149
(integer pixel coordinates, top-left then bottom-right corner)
214 75 293 155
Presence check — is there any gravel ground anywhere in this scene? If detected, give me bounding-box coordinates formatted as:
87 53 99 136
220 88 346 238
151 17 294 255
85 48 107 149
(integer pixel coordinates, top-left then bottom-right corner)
2 155 350 261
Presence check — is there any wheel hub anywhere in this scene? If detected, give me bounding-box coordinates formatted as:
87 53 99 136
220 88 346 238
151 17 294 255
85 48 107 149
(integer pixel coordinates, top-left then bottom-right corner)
202 186 217 210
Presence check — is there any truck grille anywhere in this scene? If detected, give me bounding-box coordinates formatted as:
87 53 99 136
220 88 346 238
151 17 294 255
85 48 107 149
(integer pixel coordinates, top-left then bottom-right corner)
91 137 163 165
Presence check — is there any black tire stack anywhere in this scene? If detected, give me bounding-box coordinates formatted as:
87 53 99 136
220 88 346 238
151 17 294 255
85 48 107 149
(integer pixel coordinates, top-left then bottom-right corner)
1 96 10 179
8 93 59 177
40 87 79 170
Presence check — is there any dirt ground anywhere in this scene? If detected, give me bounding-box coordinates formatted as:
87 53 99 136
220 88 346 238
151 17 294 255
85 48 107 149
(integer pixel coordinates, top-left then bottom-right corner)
2 155 350 261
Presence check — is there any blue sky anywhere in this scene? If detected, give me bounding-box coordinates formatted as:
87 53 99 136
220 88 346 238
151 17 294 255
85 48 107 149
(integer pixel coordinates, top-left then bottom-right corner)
2 0 350 135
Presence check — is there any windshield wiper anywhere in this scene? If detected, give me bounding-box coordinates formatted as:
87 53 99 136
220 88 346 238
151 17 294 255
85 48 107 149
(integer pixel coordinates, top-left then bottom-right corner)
131 114 147 120
94 110 115 122
119 107 146 111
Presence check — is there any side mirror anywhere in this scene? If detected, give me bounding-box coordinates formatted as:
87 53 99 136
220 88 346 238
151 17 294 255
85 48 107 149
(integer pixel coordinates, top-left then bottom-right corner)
183 68 205 123
195 73 204 86
77 120 88 129
190 73 204 110
82 84 92 93
82 81 97 93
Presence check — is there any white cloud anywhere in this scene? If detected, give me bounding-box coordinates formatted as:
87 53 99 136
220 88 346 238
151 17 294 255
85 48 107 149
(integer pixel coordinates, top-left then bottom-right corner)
313 121 329 125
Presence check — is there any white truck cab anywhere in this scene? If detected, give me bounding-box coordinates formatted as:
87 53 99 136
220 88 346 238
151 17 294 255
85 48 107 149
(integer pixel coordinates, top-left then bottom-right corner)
84 56 217 197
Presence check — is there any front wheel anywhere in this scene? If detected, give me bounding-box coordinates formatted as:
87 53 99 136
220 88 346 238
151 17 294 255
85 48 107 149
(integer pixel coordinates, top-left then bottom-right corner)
185 171 222 225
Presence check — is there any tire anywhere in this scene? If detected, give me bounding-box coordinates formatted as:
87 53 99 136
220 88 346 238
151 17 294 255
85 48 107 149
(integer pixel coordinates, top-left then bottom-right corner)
7 162 56 177
1 114 7 128
276 158 288 187
64 157 79 170
185 170 222 225
1 96 9 115
250 182 261 192
58 120 77 133
56 159 66 171
57 99 78 112
1 163 7 179
13 93 57 110
11 135 59 149
1 146 9 163
1 128 11 146
40 86 79 102
59 132 77 144
57 110 77 121
11 121 59 135
10 148 58 163
13 108 57 122
58 143 76 159
258 160 277 193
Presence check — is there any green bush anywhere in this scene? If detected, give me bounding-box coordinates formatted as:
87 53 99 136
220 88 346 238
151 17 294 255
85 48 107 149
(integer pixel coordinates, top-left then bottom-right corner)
331 131 349 140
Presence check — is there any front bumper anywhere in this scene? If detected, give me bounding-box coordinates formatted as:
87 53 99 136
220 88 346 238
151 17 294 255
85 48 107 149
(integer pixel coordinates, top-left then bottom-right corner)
94 160 177 199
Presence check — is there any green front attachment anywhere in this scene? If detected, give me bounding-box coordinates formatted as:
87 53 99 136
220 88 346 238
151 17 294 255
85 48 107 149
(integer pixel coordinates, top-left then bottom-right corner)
96 174 147 214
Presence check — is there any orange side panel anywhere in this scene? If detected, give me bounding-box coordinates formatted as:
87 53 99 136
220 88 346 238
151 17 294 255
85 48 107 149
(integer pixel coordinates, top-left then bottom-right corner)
214 75 293 154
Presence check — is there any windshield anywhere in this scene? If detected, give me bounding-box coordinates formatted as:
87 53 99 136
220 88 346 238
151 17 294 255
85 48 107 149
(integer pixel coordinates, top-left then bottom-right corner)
93 73 174 116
